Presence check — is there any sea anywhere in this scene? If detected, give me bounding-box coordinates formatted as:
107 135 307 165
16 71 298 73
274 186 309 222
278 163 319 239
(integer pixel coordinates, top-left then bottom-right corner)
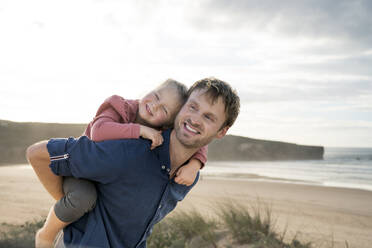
202 147 372 192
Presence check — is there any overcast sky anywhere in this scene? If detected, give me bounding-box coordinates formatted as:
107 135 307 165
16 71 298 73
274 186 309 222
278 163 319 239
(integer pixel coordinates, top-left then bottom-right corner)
1 0 372 147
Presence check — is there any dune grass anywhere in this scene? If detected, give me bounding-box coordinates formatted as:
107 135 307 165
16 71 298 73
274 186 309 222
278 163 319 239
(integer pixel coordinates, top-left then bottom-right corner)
147 202 313 248
0 220 44 248
0 202 315 248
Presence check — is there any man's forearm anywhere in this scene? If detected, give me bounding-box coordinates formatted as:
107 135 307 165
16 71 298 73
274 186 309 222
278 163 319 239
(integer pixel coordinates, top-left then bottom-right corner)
26 141 64 200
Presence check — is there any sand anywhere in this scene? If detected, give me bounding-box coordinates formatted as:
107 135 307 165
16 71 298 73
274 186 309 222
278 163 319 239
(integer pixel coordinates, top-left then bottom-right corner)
1 165 372 248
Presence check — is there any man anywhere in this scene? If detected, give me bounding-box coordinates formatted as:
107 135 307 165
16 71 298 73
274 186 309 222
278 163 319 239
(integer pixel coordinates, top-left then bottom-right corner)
27 77 240 248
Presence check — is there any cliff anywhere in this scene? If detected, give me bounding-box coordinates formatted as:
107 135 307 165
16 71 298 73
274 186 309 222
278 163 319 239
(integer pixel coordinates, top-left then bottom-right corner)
0 120 86 165
208 134 324 161
0 119 323 165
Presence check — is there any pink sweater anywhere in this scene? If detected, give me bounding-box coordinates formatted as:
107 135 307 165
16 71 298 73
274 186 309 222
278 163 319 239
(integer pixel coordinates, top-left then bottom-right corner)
83 95 207 167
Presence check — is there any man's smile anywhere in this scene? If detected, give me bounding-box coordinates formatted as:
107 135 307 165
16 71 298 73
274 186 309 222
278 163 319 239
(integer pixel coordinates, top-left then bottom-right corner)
183 122 201 135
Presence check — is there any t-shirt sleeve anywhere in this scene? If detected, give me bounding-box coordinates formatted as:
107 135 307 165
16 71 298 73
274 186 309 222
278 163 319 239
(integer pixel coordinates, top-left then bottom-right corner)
47 136 129 183
190 145 208 169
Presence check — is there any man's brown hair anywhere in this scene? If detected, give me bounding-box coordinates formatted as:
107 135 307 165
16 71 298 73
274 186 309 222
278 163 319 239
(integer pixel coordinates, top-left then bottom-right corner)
188 77 240 129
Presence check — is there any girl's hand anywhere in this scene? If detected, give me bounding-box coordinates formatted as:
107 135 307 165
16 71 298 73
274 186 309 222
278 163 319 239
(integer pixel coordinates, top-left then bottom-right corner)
140 125 163 149
174 159 202 186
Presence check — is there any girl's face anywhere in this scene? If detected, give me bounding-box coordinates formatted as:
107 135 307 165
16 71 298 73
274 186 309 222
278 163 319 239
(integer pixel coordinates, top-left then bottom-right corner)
137 86 183 128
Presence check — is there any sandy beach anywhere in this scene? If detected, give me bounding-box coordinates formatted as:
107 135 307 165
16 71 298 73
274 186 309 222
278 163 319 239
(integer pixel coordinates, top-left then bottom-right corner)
1 165 372 248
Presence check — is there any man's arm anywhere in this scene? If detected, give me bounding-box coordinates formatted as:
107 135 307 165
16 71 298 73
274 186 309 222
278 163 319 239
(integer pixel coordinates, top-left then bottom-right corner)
26 141 64 201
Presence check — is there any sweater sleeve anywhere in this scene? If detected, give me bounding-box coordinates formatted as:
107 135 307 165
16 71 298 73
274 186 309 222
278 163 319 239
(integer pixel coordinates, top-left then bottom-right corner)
90 107 141 142
190 145 208 169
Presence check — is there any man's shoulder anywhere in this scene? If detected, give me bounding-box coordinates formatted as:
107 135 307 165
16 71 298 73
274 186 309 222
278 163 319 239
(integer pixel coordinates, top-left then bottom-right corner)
100 137 152 151
89 138 155 167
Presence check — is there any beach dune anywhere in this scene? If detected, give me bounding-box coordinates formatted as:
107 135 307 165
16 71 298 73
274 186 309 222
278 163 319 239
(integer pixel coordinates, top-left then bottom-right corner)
1 165 372 248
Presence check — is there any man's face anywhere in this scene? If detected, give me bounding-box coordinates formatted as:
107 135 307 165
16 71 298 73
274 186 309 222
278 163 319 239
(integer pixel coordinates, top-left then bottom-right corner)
174 89 229 148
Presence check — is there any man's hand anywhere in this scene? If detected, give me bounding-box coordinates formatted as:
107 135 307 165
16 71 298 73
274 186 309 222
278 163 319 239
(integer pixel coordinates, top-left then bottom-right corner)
26 141 64 200
174 159 202 186
140 125 163 150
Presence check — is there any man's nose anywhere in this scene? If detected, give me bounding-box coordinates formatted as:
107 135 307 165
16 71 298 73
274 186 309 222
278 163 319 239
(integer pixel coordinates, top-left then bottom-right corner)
189 116 201 127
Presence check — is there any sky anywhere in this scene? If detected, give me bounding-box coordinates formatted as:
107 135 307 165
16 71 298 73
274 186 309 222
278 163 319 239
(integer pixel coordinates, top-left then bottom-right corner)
1 0 372 147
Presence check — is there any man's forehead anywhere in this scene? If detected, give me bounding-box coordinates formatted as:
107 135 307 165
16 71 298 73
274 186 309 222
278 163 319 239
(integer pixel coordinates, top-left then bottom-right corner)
187 89 226 114
189 89 219 102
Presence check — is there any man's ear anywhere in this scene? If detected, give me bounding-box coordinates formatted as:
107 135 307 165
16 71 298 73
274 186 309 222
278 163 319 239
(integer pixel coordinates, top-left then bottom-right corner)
216 126 229 139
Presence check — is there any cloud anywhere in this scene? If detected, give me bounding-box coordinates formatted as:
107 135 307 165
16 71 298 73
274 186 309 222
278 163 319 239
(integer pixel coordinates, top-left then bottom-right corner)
190 0 372 48
237 78 372 104
292 53 372 76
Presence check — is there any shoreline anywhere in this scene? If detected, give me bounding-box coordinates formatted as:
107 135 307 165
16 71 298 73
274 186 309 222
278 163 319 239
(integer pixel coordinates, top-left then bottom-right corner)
1 165 372 247
201 173 372 193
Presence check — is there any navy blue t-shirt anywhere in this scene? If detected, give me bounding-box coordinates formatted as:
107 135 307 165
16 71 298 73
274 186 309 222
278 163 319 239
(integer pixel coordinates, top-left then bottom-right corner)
47 129 199 248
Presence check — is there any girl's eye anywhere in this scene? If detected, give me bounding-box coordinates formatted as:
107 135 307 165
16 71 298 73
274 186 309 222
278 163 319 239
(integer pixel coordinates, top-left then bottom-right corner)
163 107 168 115
155 93 160 100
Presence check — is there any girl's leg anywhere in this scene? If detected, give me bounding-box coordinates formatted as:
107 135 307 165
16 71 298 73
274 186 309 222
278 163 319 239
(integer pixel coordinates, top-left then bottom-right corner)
35 177 97 248
35 206 68 248
27 141 64 200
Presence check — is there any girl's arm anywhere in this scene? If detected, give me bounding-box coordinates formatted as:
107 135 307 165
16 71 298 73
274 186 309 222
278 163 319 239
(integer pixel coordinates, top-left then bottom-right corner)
190 145 208 169
174 146 208 186
90 108 141 142
90 107 163 148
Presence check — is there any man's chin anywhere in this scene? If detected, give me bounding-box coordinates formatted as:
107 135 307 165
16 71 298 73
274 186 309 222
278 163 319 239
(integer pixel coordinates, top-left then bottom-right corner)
180 141 200 149
179 136 207 149
176 134 197 148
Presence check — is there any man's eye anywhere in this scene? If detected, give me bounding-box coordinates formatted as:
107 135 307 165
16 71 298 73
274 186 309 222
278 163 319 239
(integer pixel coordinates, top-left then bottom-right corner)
155 93 160 100
205 115 215 122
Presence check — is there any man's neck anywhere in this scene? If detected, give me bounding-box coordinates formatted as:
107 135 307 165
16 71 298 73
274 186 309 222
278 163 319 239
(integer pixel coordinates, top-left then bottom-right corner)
168 130 198 178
